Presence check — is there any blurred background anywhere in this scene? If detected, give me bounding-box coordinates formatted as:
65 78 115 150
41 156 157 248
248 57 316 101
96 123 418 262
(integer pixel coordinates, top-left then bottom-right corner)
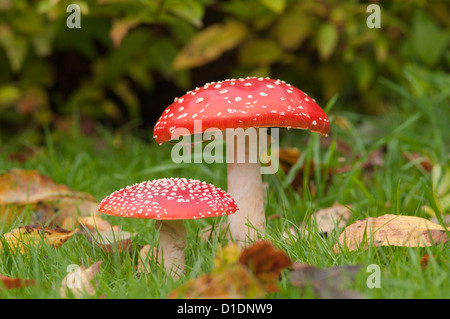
0 0 449 146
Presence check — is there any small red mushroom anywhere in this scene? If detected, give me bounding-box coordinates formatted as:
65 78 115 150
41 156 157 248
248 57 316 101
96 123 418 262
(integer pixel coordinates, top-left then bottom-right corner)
153 77 330 246
99 178 238 278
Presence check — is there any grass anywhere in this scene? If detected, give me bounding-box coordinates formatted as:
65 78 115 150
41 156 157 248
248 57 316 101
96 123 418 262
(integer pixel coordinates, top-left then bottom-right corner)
0 69 449 299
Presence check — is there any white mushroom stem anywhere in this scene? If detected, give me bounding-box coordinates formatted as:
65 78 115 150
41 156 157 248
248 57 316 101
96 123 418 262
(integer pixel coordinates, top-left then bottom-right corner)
155 220 186 278
226 129 266 247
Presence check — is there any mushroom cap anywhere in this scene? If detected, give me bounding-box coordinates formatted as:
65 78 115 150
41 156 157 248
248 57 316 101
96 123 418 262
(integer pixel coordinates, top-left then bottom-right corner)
99 178 238 220
153 77 330 144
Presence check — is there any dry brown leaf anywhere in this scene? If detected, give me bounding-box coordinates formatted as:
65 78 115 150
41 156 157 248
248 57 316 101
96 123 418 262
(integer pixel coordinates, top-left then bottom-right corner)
420 254 431 270
60 261 102 298
76 216 118 232
290 264 363 299
238 241 292 292
402 151 433 172
0 169 94 205
333 214 449 253
36 198 100 229
0 274 36 290
0 224 77 253
284 203 351 242
0 169 99 226
303 203 352 235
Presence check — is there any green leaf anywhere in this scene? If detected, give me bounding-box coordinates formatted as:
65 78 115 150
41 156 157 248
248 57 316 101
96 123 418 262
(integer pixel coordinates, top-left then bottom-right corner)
275 7 312 50
101 29 151 85
238 39 283 66
167 0 204 28
411 10 450 67
0 30 28 72
148 38 178 78
317 23 338 60
352 57 374 92
258 0 286 14
172 21 247 70
0 85 20 107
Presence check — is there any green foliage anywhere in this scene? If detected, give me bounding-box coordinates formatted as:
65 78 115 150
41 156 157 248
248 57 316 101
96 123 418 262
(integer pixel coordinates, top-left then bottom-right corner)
0 0 449 141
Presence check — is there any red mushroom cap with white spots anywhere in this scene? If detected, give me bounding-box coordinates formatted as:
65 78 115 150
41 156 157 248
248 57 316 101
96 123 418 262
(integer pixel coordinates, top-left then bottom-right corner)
153 77 330 144
99 178 238 220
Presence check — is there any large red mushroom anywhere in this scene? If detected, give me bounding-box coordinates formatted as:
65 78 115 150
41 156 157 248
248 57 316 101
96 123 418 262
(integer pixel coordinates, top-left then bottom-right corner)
153 77 329 246
99 178 238 278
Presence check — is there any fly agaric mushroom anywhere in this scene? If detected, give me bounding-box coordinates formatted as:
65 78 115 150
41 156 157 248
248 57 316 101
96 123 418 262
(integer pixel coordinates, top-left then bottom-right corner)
153 77 330 246
98 178 238 278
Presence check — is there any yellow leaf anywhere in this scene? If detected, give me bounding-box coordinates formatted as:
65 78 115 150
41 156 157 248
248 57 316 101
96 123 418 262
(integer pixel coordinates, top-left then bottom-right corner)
258 0 286 14
213 243 241 272
275 6 311 50
317 23 338 60
172 21 247 70
0 224 77 253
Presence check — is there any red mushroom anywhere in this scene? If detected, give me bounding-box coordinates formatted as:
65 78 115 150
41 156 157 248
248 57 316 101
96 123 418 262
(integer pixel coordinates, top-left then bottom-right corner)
153 77 329 246
99 178 238 278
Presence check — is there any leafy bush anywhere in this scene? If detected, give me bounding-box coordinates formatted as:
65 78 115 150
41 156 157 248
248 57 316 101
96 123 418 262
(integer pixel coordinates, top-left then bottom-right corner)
0 0 449 142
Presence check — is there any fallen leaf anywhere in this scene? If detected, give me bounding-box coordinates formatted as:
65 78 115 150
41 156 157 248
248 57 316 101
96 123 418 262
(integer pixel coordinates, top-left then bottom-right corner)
290 264 363 299
170 241 292 298
402 151 433 172
238 241 292 292
36 198 100 229
75 216 119 232
0 274 36 290
430 215 450 227
0 224 77 253
0 169 93 205
60 261 103 298
333 214 449 253
420 254 431 270
213 243 241 272
290 264 361 287
302 203 352 236
0 169 99 226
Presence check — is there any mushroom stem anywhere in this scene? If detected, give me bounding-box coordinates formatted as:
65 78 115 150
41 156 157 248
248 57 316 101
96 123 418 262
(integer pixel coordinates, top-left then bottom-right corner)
226 129 265 247
155 220 186 278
